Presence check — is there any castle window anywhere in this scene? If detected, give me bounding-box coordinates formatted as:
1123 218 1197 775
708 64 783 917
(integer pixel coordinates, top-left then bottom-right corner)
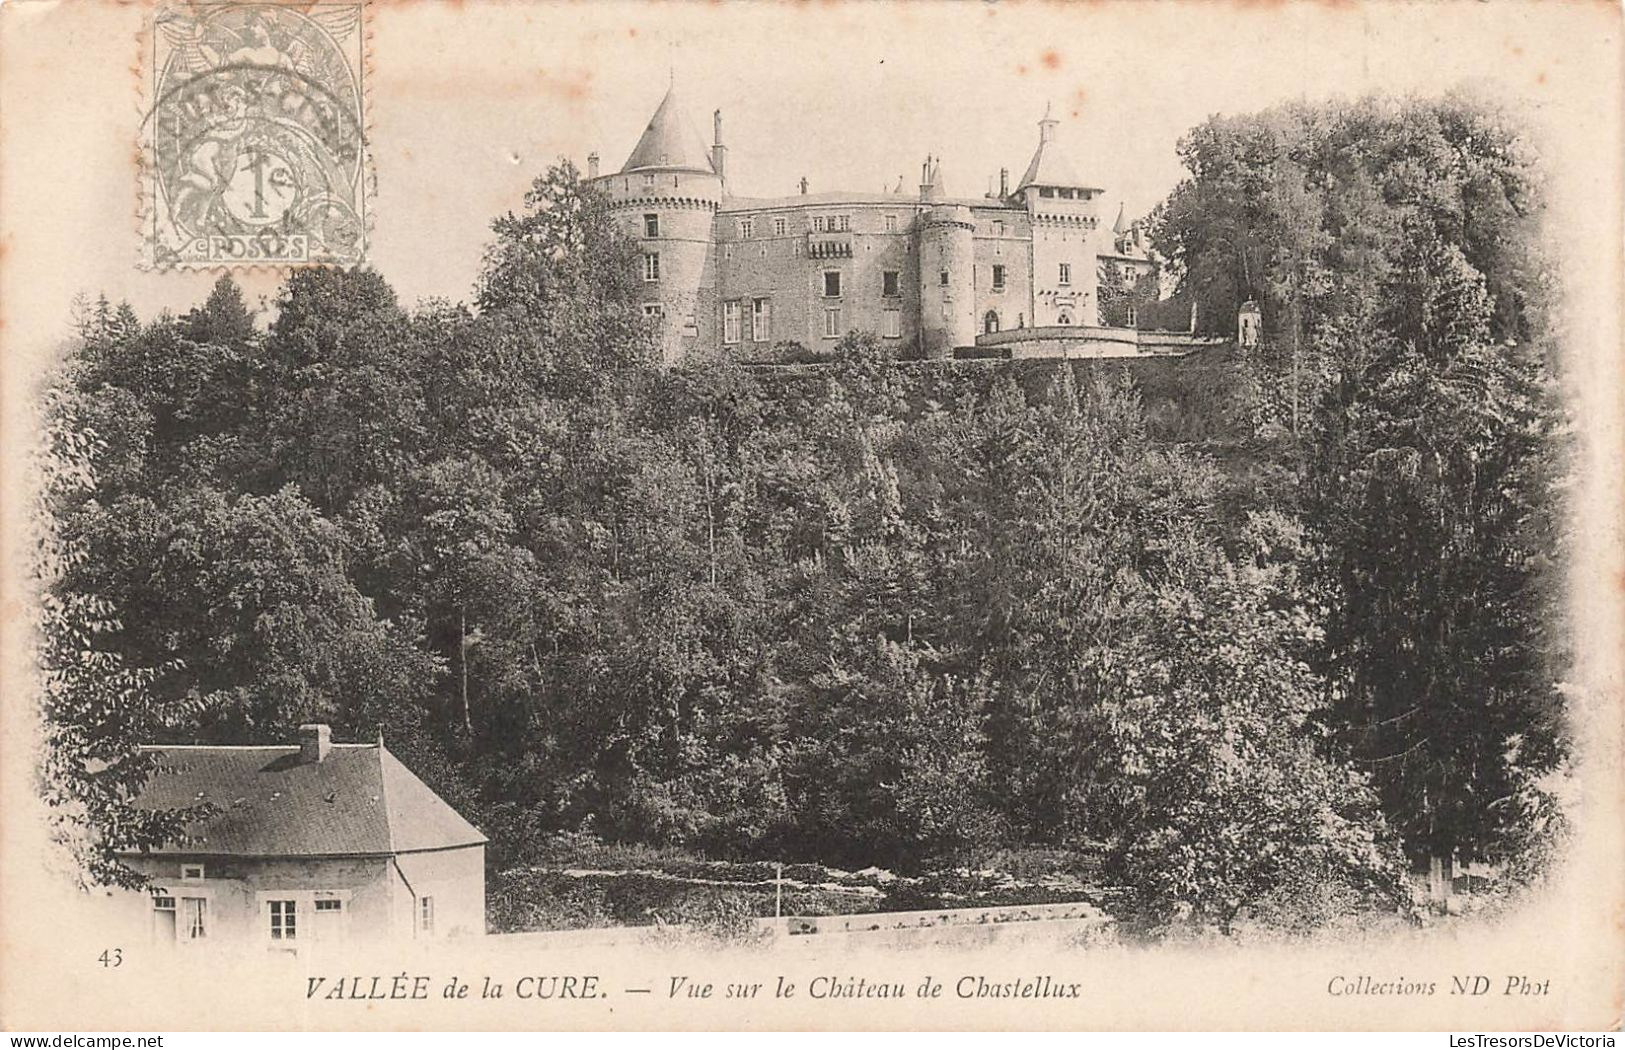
833 214 850 232
643 253 660 281
823 271 842 298
884 214 898 233
1058 262 1071 286
823 307 841 339
984 310 1001 335
1040 187 1054 198
938 269 949 287
723 302 741 344
644 213 659 237
992 264 1006 291
1126 304 1138 327
724 244 733 260
643 173 655 188
883 309 901 339
1057 311 1073 326
773 216 787 237
812 216 828 233
882 270 900 297
752 298 770 342
642 303 665 319
739 217 755 239
994 220 1006 237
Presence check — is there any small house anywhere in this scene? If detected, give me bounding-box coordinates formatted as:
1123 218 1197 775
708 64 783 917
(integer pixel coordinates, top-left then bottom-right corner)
120 724 486 951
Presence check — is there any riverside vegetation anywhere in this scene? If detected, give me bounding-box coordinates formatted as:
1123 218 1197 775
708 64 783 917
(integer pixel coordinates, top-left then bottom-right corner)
36 94 1567 936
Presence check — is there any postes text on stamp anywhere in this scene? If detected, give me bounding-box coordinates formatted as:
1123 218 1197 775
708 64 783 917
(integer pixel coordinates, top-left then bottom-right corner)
143 1 369 268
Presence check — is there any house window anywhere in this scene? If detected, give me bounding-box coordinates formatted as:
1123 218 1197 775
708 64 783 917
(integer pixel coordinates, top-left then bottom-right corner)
751 298 769 342
643 213 659 237
1059 262 1071 286
823 307 841 338
823 271 842 298
643 253 660 281
883 309 901 339
181 863 205 880
419 897 435 935
723 301 741 344
183 897 207 940
884 214 898 233
882 270 900 297
984 310 1000 335
314 898 342 913
643 303 665 319
153 895 176 941
992 264 1006 291
773 216 787 236
269 899 296 940
739 217 754 239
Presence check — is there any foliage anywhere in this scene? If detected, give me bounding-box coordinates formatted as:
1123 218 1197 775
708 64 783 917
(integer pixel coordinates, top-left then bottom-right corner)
42 94 1565 928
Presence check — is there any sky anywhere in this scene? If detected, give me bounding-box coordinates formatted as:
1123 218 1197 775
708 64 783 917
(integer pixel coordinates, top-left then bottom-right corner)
0 0 1618 364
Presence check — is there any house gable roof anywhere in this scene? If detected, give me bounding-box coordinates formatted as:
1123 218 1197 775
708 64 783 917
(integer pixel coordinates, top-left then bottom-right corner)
126 743 485 857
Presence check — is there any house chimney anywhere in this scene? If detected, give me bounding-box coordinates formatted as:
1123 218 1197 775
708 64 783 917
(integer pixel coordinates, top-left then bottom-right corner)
587 151 600 179
300 723 332 764
999 167 1009 197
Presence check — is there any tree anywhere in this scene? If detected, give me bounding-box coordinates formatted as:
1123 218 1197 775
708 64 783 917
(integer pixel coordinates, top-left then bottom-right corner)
477 158 655 379
32 389 211 888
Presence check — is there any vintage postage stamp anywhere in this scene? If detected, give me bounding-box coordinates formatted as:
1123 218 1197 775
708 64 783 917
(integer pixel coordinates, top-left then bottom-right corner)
141 1 369 268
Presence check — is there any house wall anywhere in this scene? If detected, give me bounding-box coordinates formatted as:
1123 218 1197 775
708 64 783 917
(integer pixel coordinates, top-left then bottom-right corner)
391 845 486 939
121 854 396 953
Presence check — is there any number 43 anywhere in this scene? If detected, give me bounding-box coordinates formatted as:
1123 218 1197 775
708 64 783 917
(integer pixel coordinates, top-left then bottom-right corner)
98 948 122 968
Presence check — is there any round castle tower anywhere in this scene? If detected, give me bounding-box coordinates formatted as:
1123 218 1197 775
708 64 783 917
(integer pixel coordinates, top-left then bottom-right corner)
916 158 977 358
589 83 721 366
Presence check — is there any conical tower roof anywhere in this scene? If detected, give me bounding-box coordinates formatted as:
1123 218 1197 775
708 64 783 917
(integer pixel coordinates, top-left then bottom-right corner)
621 83 716 175
1112 202 1130 235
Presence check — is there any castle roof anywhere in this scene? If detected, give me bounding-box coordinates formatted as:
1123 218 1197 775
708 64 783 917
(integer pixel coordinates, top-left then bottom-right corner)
720 191 1019 213
622 83 716 175
1015 106 1097 192
123 742 486 857
1112 202 1130 235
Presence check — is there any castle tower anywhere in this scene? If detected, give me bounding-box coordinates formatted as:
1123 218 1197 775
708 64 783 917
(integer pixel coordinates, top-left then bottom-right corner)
918 201 977 357
589 82 722 365
1012 105 1102 328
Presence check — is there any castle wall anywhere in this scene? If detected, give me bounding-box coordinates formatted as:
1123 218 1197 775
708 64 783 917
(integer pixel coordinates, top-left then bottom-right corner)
1025 187 1102 329
972 207 1033 335
713 202 927 360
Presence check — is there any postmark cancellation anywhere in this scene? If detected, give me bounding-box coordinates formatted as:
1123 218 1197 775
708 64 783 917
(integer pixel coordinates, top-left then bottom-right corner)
141 1 370 269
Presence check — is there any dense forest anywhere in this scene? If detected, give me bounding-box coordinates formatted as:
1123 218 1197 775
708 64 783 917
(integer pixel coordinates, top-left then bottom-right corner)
35 93 1567 932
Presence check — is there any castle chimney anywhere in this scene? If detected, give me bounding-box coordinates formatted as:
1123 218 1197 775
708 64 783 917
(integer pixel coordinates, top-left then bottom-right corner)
799 176 809 195
711 109 728 182
299 723 332 764
587 152 600 179
999 167 1009 197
